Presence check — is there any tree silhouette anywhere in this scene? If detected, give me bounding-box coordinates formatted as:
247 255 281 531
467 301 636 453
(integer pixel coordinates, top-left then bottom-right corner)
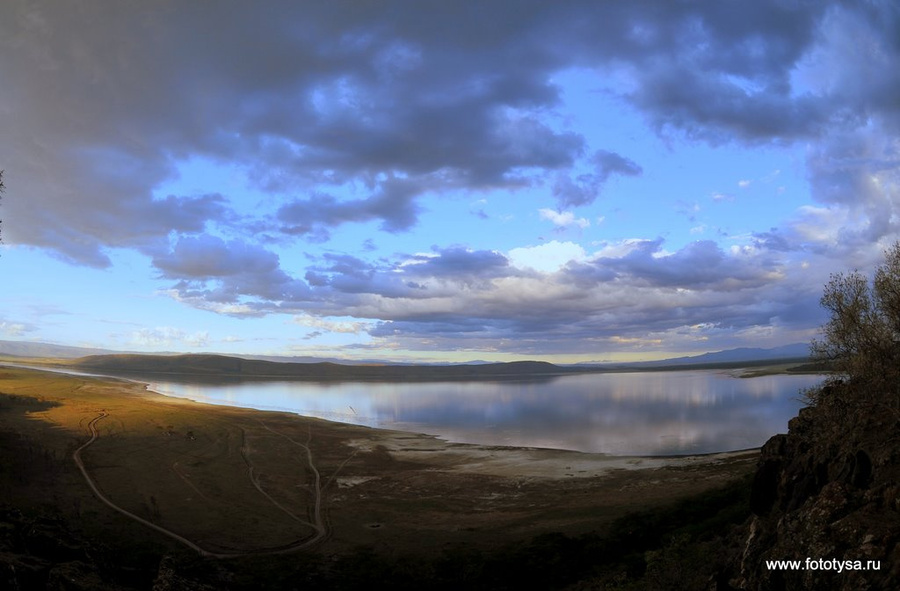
807 241 900 424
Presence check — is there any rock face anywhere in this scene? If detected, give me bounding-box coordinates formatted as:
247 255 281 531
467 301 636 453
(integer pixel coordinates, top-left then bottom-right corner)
0 508 112 590
738 407 900 590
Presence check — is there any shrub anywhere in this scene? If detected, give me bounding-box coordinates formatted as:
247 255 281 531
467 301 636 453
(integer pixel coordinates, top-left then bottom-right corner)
807 242 900 425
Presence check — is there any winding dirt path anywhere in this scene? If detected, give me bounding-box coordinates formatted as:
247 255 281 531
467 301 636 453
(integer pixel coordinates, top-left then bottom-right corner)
73 411 226 557
238 426 317 529
73 411 341 558
171 461 212 502
258 422 328 548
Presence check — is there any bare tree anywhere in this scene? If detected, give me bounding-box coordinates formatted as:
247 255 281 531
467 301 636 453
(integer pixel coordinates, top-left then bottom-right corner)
808 242 900 422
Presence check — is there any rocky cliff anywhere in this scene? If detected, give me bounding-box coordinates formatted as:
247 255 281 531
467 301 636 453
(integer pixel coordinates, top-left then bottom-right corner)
738 397 900 590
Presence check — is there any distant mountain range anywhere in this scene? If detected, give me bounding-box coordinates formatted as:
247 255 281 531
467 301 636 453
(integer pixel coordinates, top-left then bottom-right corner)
602 343 811 369
0 340 376 365
0 340 815 380
0 340 121 359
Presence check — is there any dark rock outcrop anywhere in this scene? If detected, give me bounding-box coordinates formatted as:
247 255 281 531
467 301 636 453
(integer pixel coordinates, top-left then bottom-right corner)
738 408 900 590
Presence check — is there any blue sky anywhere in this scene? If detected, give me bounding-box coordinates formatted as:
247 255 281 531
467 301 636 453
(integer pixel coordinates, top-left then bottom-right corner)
1 1 899 363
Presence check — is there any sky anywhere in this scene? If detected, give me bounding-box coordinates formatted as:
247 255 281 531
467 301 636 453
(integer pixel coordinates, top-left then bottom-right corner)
1 1 899 364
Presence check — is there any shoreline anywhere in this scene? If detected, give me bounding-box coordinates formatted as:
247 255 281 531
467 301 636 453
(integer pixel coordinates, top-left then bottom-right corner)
3 360 764 462
0 364 760 557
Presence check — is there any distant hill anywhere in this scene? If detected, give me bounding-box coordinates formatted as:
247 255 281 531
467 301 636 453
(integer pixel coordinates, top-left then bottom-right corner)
0 340 121 359
2 340 815 377
68 353 569 381
596 343 811 370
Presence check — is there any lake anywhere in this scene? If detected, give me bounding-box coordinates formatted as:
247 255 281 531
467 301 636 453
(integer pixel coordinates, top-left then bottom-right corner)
146 370 825 456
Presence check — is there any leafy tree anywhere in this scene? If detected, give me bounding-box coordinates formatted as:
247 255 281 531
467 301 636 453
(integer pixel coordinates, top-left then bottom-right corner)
808 242 900 424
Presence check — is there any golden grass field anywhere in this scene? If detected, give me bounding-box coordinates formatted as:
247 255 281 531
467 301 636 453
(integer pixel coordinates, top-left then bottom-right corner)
0 365 758 560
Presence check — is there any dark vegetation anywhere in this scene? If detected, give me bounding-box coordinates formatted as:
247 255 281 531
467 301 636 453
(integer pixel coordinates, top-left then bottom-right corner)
738 243 900 590
805 241 900 430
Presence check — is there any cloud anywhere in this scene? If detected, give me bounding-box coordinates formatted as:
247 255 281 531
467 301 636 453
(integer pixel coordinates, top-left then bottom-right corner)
150 231 834 356
1 1 594 263
0 321 31 338
593 150 643 180
3 2 897 259
508 240 586 273
292 314 372 335
402 246 511 280
552 149 643 209
617 3 832 142
304 253 409 298
804 126 900 246
153 235 280 279
580 239 784 290
152 235 310 306
3 1 900 357
301 246 513 302
129 327 210 348
276 178 422 240
538 208 590 229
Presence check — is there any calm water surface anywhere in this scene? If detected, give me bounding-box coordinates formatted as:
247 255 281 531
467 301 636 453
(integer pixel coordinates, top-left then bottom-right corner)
147 371 825 456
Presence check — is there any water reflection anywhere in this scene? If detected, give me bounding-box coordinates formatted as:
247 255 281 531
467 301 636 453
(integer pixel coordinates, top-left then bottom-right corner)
147 371 825 456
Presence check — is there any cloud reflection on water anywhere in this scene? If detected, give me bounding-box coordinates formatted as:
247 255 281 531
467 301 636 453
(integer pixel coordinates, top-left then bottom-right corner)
149 371 824 455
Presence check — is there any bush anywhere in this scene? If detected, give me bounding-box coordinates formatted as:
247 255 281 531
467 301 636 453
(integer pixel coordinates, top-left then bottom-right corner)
807 242 900 425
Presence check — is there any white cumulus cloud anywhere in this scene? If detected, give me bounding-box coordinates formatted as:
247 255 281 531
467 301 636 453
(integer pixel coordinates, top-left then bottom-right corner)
539 208 590 229
508 240 586 273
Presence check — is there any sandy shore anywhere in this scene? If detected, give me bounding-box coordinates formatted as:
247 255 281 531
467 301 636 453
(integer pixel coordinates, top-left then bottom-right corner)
0 364 759 555
346 426 758 479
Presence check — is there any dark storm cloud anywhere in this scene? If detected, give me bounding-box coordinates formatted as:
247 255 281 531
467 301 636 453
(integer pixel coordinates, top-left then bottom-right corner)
3 0 866 263
303 253 414 298
153 235 280 279
403 247 511 280
552 149 643 209
277 177 421 239
369 316 499 339
300 246 512 301
593 150 643 180
576 239 781 290
153 235 309 306
613 1 832 142
3 0 900 355
2 0 605 263
752 229 793 253
629 68 830 141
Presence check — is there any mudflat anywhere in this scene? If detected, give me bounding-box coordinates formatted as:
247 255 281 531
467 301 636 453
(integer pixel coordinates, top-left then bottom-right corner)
0 366 756 558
